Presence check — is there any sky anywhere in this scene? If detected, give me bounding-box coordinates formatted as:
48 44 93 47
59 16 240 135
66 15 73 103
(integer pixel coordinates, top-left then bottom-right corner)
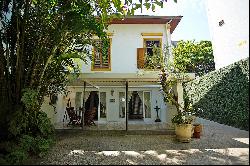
134 0 211 42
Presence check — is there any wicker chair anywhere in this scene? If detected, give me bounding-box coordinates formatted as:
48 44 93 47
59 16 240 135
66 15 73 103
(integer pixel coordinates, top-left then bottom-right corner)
66 107 82 126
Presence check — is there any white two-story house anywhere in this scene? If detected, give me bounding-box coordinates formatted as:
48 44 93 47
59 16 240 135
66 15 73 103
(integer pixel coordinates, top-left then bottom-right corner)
41 15 195 130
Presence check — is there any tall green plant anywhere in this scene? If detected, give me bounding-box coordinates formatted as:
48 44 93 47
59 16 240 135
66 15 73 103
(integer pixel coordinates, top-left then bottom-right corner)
159 45 196 124
173 40 215 76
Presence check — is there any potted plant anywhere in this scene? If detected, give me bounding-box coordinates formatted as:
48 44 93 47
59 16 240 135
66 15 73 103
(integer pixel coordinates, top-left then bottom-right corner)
171 100 196 142
160 68 196 143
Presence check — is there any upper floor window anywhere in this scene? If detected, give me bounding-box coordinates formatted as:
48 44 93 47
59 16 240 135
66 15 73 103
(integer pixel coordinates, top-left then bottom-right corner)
137 38 162 69
92 39 111 71
144 38 161 57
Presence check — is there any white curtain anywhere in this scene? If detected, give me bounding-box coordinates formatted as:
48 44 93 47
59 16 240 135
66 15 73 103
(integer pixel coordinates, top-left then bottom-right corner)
100 92 107 118
75 92 82 110
127 91 132 101
144 92 151 118
83 91 90 102
119 92 125 118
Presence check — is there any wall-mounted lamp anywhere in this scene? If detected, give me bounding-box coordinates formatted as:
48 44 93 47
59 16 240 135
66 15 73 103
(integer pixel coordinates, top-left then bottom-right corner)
111 89 114 96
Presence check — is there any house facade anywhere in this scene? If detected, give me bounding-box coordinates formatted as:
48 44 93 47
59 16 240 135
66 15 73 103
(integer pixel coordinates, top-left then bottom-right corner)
41 15 195 130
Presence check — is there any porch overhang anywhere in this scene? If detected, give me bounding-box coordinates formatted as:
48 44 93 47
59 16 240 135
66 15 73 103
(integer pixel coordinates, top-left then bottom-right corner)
68 72 195 87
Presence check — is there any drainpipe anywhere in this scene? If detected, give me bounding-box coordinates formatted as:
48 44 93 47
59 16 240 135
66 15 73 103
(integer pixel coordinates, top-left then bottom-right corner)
125 81 128 131
165 19 173 67
82 81 86 129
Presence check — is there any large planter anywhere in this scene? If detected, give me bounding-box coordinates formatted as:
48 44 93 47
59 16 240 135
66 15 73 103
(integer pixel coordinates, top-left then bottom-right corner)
175 124 194 143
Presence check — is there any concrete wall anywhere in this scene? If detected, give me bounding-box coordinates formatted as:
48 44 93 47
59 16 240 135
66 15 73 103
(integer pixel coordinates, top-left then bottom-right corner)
205 0 249 69
40 96 56 124
81 24 168 73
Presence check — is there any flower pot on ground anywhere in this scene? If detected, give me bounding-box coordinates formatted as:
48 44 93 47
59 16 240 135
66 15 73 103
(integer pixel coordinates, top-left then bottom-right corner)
193 123 202 133
193 131 201 138
172 112 196 143
175 124 194 142
193 123 202 138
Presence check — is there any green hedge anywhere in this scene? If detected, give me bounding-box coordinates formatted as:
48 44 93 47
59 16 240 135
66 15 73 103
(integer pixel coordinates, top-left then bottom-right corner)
183 58 249 131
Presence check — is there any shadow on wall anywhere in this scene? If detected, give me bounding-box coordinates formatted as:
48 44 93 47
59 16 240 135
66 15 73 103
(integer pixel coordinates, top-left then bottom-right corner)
184 58 249 131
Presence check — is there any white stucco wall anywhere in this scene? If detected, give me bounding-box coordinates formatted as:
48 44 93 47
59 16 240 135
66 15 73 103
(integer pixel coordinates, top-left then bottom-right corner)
205 0 249 69
53 86 167 125
40 96 56 124
81 24 168 73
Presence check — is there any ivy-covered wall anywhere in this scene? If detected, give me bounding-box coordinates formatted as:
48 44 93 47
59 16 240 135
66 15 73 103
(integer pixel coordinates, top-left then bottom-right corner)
183 58 249 131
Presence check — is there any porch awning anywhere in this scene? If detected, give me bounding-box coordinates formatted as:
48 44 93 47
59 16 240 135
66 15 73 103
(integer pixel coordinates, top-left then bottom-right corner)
69 71 195 88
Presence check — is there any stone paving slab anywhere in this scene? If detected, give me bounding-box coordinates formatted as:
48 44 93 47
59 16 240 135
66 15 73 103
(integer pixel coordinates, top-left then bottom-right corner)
27 118 249 165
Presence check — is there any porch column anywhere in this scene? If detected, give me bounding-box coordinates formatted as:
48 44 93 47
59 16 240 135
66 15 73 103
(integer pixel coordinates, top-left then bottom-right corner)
82 81 86 129
165 22 173 64
125 81 128 131
176 81 184 110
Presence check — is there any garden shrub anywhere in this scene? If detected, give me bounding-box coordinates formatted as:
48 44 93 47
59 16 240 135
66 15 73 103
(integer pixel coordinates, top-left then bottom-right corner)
34 136 54 157
6 148 28 165
19 135 36 154
1 110 55 165
36 111 55 138
183 58 249 131
0 156 8 165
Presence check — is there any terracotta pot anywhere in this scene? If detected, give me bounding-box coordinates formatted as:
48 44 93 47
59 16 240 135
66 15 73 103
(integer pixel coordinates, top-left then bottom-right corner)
193 124 202 133
193 132 201 138
175 124 194 143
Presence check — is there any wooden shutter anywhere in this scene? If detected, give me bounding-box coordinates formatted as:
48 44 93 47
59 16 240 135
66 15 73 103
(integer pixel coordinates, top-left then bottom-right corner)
137 48 145 69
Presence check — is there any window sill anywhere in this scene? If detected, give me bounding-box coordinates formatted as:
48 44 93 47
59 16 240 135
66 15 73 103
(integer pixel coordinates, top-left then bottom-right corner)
91 68 111 71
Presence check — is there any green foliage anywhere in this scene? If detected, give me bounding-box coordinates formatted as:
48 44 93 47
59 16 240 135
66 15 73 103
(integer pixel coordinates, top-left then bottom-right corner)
8 108 55 138
0 139 29 165
0 141 17 154
6 148 28 165
19 135 36 153
0 157 8 165
173 40 215 76
183 58 249 130
1 134 54 165
33 136 54 157
123 0 168 15
8 108 29 137
160 46 196 125
36 111 55 138
5 110 55 164
171 112 195 125
160 70 196 124
144 46 163 69
21 89 39 111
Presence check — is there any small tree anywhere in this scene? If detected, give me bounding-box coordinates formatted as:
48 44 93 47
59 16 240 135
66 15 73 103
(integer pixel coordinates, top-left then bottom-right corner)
160 45 196 125
173 40 215 77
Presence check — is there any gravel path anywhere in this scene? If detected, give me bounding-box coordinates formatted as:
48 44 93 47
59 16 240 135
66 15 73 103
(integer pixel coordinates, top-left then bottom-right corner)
28 118 249 165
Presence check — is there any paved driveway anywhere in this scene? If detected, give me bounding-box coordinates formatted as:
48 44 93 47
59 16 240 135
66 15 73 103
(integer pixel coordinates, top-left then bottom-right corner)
29 118 249 165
